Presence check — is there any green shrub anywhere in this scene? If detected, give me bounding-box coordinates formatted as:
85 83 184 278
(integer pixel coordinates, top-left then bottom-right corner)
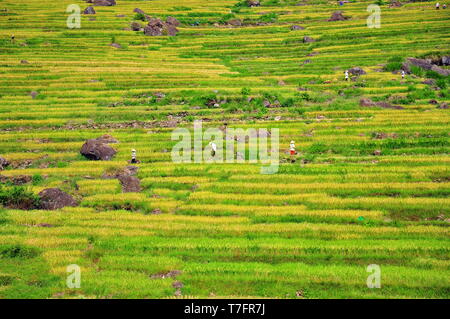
0 185 40 210
134 13 146 21
0 245 39 259
241 87 251 96
410 65 424 77
32 174 44 186
384 62 402 72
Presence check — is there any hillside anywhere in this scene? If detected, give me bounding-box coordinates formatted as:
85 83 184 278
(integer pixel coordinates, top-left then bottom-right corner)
0 0 449 299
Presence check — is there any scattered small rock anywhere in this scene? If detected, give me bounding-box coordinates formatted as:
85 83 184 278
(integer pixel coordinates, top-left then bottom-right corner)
172 281 184 289
150 270 181 279
422 79 436 86
0 175 31 185
290 25 304 31
110 43 122 49
328 11 350 21
359 98 403 110
0 157 9 170
228 19 242 26
20 60 29 64
83 6 96 14
303 36 315 43
389 1 403 7
372 132 398 139
131 21 141 31
133 8 145 15
373 150 382 156
151 208 162 215
102 166 138 179
247 0 261 7
437 102 448 109
348 67 366 76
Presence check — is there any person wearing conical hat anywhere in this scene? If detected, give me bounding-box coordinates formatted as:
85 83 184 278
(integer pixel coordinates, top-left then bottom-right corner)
131 149 137 164
289 140 296 162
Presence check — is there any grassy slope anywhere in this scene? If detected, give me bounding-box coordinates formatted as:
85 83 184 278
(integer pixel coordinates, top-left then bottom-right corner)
0 0 449 298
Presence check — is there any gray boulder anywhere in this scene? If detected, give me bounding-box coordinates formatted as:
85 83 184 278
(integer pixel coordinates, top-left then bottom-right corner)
80 137 117 160
118 175 142 193
349 67 366 75
38 188 77 210
83 6 96 14
291 25 304 31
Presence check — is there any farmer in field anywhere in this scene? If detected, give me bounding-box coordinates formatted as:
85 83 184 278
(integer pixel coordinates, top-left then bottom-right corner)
401 70 405 79
11 34 15 43
443 4 447 8
131 149 137 164
344 70 349 81
209 142 217 158
436 2 440 9
289 140 296 162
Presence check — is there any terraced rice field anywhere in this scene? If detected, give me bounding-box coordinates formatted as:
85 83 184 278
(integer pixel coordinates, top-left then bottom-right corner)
0 0 449 299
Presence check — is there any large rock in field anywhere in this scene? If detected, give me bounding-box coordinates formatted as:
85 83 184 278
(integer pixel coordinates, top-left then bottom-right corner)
0 157 9 170
144 17 179 36
328 11 350 21
38 188 77 210
118 175 141 193
80 136 117 161
348 67 366 76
